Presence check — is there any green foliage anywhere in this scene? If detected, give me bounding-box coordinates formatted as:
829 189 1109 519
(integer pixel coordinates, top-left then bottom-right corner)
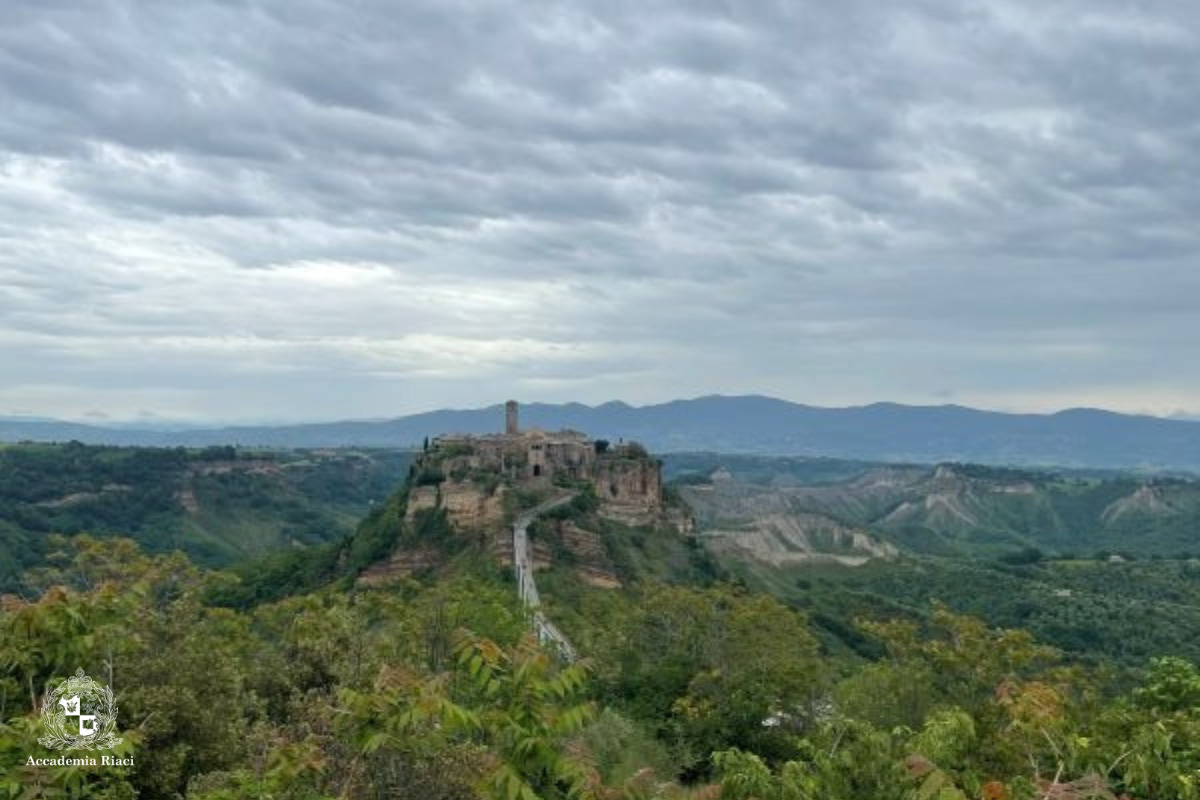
572 584 824 773
342 631 596 800
1134 656 1200 713
0 443 414 592
759 555 1200 668
345 487 410 573
713 719 909 800
909 709 976 772
998 547 1045 565
206 543 343 608
834 660 938 730
7 534 1200 800
575 709 677 788
0 538 540 799
210 481 434 607
9 444 1200 800
543 486 600 519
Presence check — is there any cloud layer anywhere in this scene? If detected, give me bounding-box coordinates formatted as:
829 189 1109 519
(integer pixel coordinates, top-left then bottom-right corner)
2 0 1197 421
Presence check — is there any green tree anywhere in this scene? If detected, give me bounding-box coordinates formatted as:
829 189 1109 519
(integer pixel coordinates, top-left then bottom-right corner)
346 630 596 800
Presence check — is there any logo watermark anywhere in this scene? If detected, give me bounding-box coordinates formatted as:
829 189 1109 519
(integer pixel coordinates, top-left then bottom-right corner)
37 668 123 751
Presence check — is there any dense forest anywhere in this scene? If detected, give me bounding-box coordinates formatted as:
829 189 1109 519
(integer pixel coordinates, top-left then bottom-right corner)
5 535 1200 799
764 555 1200 669
3 448 1200 798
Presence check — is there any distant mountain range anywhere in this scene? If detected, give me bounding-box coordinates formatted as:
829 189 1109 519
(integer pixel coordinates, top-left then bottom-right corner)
2 396 1199 471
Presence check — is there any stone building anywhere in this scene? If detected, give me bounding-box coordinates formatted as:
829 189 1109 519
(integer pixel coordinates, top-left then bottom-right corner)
429 401 662 518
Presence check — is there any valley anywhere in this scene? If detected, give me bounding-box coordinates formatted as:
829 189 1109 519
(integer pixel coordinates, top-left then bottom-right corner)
0 442 414 592
668 453 1200 560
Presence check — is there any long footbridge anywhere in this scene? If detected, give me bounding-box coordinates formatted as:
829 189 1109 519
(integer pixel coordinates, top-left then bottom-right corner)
512 493 578 662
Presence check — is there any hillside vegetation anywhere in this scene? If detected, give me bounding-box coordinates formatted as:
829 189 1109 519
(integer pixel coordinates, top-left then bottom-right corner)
653 453 1200 673
6 444 1200 798
0 442 414 592
6 522 1200 798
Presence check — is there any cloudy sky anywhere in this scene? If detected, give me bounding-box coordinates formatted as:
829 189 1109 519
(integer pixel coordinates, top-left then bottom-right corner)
2 0 1197 423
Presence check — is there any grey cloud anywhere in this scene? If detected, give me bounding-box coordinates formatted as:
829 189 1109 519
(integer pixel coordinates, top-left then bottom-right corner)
0 0 1197 421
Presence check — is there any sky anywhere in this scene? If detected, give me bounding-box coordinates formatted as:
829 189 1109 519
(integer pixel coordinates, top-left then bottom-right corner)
1 1 1198 424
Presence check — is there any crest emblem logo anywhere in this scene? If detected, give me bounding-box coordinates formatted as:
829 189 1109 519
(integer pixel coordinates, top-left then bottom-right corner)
38 669 123 751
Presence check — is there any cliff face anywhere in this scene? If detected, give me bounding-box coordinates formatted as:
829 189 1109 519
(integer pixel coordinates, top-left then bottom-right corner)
357 547 440 585
405 486 438 520
681 475 898 567
594 456 663 526
405 481 506 533
440 480 507 531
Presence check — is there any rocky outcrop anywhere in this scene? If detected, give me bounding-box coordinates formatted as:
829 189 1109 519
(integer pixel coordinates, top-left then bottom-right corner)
405 481 506 533
702 511 897 567
681 472 898 566
357 547 441 585
680 460 1200 560
493 527 515 566
1101 484 1176 523
405 486 439 521
440 481 506 532
595 457 663 526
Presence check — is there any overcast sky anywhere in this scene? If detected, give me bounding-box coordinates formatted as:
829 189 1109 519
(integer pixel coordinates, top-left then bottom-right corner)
2 0 1197 423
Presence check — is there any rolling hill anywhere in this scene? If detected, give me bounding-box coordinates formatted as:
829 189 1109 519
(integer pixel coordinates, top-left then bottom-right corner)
668 453 1200 561
0 442 415 591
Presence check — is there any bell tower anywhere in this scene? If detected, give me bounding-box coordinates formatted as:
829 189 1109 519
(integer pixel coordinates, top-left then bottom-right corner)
505 400 519 435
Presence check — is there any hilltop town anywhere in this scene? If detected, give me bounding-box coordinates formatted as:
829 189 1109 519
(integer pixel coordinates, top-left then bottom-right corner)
422 400 665 524
359 401 691 586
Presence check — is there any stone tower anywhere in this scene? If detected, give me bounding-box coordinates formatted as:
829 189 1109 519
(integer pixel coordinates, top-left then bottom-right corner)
505 400 519 435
